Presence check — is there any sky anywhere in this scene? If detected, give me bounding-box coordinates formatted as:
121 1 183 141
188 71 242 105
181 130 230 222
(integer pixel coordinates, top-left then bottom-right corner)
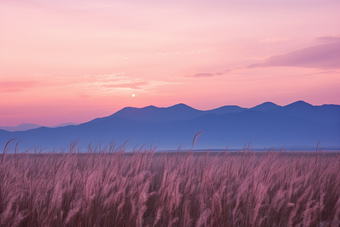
1 0 340 127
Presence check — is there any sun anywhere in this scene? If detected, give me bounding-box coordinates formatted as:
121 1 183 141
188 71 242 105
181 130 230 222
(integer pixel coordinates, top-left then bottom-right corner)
132 94 136 97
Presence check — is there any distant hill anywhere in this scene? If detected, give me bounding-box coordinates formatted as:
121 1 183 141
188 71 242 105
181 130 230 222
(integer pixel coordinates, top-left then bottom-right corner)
0 101 339 151
112 103 248 122
268 101 340 123
251 102 281 111
206 105 247 114
53 122 78 128
0 122 78 132
0 123 42 132
112 103 205 122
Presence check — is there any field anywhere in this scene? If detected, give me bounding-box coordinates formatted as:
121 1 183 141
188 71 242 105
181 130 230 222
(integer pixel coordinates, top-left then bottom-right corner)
1 143 340 227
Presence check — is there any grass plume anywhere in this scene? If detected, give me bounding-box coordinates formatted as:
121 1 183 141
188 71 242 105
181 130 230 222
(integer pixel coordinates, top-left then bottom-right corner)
0 142 339 226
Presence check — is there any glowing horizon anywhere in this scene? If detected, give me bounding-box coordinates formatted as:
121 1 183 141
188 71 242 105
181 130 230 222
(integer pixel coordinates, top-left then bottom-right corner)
1 0 340 127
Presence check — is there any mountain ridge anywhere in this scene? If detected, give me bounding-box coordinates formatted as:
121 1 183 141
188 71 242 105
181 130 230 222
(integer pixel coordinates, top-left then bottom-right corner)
0 101 339 151
3 101 339 129
0 123 42 132
251 102 281 111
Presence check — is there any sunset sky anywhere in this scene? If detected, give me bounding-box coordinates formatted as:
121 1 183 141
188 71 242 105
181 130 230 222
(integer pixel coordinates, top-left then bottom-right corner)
1 0 340 127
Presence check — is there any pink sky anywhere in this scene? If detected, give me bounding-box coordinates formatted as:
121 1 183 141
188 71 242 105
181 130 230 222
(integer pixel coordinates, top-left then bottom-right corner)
1 0 340 126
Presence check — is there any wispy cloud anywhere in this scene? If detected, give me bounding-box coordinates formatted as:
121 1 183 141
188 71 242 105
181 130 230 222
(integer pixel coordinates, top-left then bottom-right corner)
157 48 214 56
192 73 215 78
185 67 243 78
81 74 180 93
0 81 39 93
259 37 288 44
189 72 225 78
248 39 340 69
315 34 340 43
157 45 245 57
1 71 179 96
102 81 148 89
302 70 337 77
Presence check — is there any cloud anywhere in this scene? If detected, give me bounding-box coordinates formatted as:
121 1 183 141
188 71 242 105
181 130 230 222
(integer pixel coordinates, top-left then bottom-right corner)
98 79 178 92
188 72 225 78
158 52 171 56
0 81 39 93
302 70 337 77
259 37 288 44
248 41 340 69
186 67 243 78
81 73 178 93
316 34 340 43
193 73 215 78
102 81 149 89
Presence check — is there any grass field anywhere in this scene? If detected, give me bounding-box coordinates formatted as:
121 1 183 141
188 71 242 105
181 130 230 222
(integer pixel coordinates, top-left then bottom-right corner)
1 143 340 227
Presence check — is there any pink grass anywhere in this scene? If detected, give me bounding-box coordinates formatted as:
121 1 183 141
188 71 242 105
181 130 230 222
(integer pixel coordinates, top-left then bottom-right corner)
0 144 340 226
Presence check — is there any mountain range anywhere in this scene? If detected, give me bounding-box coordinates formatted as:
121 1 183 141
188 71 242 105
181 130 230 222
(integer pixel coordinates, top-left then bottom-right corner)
0 122 78 132
0 101 339 152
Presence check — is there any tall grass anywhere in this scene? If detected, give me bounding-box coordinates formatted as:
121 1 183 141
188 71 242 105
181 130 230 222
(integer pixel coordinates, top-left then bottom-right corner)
0 143 339 226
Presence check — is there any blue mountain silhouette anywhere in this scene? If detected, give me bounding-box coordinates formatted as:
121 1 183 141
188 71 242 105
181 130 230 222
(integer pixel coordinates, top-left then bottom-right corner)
206 105 247 114
0 101 339 151
112 103 204 122
251 102 281 111
268 100 340 123
0 122 78 132
112 103 247 122
0 123 42 132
